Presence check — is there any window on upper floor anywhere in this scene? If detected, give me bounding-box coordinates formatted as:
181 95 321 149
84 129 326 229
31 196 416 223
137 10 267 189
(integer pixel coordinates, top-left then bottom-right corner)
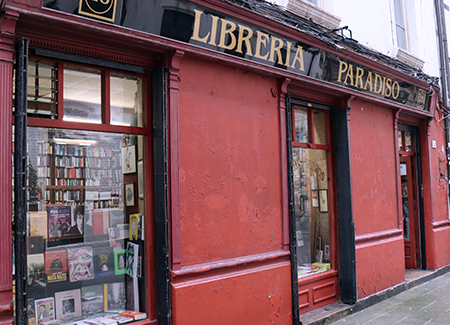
394 0 408 50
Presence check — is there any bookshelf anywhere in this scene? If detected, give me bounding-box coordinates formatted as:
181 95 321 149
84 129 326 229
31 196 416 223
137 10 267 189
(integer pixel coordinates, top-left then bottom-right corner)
36 141 123 208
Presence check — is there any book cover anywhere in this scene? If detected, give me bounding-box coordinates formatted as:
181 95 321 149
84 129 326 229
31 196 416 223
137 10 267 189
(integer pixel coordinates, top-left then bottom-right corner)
92 209 109 235
108 227 122 248
67 246 95 282
104 314 133 323
125 242 139 278
114 249 127 275
28 254 46 287
81 285 104 317
109 209 124 228
29 211 48 239
93 246 115 278
44 249 68 283
106 282 126 311
35 297 55 324
119 310 147 320
117 224 129 239
128 214 139 241
28 236 44 254
46 205 72 238
125 276 139 312
54 288 82 320
27 298 36 325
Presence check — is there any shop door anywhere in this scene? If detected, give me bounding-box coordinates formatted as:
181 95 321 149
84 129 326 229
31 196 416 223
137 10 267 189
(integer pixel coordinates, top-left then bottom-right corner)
400 156 419 269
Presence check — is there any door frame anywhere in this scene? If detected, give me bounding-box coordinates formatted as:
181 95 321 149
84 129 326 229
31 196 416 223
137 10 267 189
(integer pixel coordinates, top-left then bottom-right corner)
398 124 426 269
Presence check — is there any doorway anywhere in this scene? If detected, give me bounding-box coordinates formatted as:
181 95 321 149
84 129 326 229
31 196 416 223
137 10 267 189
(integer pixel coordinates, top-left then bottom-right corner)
398 125 425 269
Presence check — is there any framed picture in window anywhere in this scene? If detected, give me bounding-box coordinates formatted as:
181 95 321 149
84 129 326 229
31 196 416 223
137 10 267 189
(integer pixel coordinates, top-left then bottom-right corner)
138 160 144 199
125 183 135 207
319 189 328 213
122 145 136 174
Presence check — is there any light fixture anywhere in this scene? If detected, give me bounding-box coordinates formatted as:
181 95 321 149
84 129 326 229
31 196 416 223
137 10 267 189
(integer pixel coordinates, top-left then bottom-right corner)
53 138 98 146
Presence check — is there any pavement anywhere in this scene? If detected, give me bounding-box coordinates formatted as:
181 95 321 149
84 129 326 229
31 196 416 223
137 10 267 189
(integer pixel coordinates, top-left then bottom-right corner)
300 266 450 325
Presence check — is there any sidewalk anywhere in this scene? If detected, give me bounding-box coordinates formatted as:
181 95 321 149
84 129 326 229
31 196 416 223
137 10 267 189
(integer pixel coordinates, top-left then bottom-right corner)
300 266 450 325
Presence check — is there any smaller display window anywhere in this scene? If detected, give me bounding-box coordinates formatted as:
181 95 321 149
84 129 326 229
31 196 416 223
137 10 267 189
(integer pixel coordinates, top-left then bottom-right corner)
291 104 332 278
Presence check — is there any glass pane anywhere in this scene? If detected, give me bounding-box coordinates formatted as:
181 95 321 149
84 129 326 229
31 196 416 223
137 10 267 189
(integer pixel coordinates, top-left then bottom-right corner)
396 26 407 50
400 162 410 240
111 73 144 127
63 66 102 124
25 127 147 324
293 147 331 278
405 132 412 152
294 108 308 143
13 59 58 118
398 131 403 151
313 111 327 145
394 0 405 28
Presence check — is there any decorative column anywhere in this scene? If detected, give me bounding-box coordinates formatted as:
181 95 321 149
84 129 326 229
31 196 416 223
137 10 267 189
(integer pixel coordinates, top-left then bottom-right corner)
0 9 19 325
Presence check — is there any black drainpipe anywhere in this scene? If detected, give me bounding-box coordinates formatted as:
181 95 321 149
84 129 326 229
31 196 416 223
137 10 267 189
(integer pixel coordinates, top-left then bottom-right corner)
435 0 450 188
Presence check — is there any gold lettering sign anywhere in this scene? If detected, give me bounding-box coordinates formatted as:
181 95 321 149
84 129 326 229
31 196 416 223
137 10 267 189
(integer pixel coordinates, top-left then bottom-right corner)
78 0 117 22
192 10 305 72
337 60 401 101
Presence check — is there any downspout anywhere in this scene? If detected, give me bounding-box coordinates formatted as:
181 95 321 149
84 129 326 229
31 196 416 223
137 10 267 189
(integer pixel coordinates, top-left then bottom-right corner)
435 0 450 196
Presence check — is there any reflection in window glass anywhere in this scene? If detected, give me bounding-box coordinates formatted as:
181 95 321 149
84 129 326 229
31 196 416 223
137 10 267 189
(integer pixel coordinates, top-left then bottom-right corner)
398 131 403 151
63 66 102 124
293 147 331 277
405 132 412 152
313 111 327 145
110 73 144 127
25 127 146 324
295 108 308 143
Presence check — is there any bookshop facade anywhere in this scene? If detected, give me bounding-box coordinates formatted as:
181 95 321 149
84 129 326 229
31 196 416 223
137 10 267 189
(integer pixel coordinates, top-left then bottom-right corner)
0 0 449 325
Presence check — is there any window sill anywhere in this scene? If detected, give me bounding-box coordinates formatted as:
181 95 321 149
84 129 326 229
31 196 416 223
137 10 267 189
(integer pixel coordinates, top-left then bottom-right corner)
286 0 341 30
395 48 424 70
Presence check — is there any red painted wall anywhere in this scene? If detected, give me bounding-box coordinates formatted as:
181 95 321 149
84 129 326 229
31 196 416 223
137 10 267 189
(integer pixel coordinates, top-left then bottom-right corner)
172 57 292 323
349 100 404 298
423 110 450 269
177 58 283 265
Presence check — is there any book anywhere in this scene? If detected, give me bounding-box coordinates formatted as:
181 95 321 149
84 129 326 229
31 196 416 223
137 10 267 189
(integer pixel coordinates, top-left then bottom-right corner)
28 236 44 254
92 209 110 235
125 276 139 312
93 246 115 278
119 310 147 320
128 214 139 240
81 285 104 317
108 227 122 248
35 297 55 325
67 246 95 282
103 314 133 323
125 242 139 278
47 206 72 239
117 224 129 239
106 282 126 311
109 208 124 228
29 211 48 239
44 249 68 283
27 298 36 325
114 249 127 275
54 288 82 320
28 254 46 287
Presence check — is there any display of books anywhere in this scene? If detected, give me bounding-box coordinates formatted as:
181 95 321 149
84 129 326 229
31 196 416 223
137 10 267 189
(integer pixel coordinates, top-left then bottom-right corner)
125 242 139 278
93 246 115 278
106 282 126 311
47 206 72 239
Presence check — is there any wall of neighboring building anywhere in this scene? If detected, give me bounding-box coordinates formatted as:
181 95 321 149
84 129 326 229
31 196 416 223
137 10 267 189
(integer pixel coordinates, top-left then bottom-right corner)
170 56 293 324
349 99 404 298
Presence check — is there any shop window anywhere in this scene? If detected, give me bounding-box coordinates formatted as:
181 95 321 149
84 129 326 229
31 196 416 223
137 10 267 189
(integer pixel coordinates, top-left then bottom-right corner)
15 58 149 324
291 104 331 278
110 73 144 127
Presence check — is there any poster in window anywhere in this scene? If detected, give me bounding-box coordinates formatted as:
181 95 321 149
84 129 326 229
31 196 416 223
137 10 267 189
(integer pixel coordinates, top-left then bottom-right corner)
122 145 136 174
319 189 328 213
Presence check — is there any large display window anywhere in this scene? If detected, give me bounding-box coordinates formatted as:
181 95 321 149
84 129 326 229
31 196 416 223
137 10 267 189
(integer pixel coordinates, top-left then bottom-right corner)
291 104 332 278
16 56 150 324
